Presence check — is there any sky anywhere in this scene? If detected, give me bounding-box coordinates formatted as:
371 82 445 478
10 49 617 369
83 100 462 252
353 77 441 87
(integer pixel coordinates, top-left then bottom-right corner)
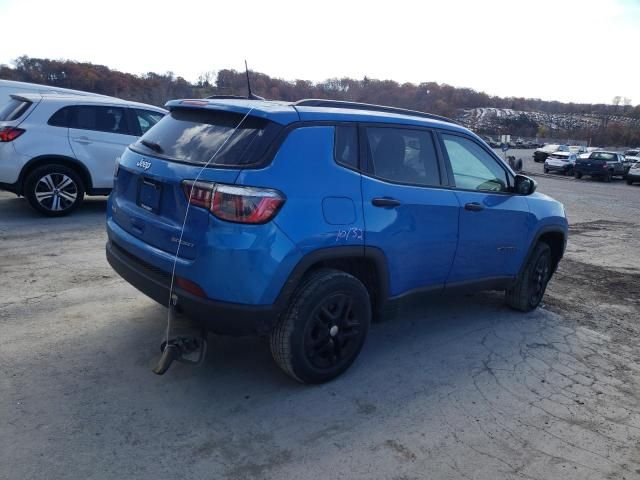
1 0 639 105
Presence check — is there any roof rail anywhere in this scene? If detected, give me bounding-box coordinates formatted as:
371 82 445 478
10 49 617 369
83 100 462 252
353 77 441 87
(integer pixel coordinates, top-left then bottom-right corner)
293 99 460 125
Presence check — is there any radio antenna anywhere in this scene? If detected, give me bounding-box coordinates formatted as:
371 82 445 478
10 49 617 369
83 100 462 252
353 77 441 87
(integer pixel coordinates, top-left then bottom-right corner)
245 60 265 100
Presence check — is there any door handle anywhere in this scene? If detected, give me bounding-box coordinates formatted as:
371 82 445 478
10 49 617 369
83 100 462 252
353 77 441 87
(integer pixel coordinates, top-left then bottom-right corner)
372 197 401 208
73 136 91 145
464 202 484 212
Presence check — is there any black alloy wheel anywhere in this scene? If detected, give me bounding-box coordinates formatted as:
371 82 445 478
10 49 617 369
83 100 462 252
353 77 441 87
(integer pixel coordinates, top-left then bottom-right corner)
528 250 551 307
303 293 363 371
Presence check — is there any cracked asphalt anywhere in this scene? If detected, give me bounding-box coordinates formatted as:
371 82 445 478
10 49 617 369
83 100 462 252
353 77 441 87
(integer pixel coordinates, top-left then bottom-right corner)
1 164 639 479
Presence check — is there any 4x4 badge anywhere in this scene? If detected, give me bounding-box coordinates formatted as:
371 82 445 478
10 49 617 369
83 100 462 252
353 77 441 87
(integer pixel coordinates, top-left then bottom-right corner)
136 159 151 170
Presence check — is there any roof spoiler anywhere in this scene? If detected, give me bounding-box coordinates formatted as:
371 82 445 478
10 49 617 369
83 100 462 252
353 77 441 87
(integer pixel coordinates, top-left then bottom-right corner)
9 94 40 103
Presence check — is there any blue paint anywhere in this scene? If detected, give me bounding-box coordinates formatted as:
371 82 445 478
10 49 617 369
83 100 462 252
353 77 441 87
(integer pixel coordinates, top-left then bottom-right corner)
107 99 567 310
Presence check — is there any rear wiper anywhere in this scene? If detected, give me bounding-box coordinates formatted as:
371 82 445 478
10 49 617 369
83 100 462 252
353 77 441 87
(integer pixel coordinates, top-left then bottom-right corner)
140 139 163 154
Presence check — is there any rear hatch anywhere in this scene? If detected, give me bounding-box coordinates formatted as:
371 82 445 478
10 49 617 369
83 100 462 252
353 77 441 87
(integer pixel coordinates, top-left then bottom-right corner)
112 105 285 259
0 95 41 163
546 153 570 165
576 152 615 168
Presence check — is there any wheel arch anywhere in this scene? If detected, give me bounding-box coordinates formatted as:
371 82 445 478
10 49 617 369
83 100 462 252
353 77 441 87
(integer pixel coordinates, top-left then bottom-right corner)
274 246 390 314
18 155 93 195
519 226 566 278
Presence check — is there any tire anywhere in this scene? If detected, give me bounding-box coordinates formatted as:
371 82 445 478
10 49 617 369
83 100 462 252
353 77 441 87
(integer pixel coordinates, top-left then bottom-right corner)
24 164 85 217
574 171 582 179
604 171 612 182
544 168 549 174
270 268 371 384
566 167 574 176
627 179 634 185
505 242 553 312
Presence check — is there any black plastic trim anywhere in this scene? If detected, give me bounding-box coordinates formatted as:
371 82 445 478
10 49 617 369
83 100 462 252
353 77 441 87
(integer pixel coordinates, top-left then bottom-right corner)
90 188 112 196
444 276 516 293
517 225 567 279
106 241 278 336
271 245 391 312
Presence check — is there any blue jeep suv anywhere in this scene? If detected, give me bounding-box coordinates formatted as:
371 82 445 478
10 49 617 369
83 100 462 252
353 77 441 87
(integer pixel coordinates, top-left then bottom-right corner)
106 98 568 383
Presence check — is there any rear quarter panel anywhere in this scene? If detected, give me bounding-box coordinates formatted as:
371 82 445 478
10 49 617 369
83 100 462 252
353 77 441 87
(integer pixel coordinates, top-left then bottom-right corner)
237 125 365 253
12 102 76 162
236 125 365 301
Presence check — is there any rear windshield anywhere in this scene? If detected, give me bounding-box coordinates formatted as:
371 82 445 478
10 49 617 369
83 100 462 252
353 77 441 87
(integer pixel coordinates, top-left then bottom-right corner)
0 98 32 121
132 108 282 166
590 152 616 161
625 150 639 156
549 153 567 159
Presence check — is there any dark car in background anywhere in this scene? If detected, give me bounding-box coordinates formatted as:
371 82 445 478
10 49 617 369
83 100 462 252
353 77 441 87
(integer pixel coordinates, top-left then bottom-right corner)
574 151 626 181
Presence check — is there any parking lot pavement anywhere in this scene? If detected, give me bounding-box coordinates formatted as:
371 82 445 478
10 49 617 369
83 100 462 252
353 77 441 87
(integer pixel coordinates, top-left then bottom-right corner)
1 177 639 480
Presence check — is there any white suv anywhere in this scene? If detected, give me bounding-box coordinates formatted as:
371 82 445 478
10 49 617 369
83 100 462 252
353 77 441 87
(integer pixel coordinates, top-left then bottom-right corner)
0 94 166 216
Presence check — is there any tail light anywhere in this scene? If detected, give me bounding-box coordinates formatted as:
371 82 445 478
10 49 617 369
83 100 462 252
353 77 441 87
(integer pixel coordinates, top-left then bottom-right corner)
182 181 285 224
0 127 25 142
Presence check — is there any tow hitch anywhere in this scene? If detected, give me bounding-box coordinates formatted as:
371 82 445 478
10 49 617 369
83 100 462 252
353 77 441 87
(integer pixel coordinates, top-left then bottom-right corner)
152 298 208 375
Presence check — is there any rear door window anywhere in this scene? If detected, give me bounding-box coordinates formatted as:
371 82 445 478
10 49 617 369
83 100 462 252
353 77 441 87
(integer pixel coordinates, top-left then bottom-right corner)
132 108 282 166
69 106 131 135
0 98 32 121
364 126 441 186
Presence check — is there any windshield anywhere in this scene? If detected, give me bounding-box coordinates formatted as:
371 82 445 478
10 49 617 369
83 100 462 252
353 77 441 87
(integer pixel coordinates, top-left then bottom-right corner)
132 108 282 166
625 150 639 156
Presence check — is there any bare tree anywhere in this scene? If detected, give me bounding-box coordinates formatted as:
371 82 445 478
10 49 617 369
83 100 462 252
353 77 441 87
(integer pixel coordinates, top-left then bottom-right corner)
612 96 622 112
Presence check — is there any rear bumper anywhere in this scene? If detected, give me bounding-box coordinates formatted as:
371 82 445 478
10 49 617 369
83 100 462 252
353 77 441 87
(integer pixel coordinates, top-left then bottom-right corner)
106 240 279 336
575 166 608 176
545 163 572 172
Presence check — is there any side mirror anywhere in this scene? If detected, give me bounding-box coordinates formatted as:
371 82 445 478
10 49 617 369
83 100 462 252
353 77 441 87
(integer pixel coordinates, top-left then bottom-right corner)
514 174 537 195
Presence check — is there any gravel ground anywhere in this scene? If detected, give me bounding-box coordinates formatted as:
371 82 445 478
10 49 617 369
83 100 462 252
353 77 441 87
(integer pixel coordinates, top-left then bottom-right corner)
1 170 639 480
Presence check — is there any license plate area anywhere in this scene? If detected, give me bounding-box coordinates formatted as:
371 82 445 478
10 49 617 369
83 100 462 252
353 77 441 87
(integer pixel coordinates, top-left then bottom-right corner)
137 178 162 213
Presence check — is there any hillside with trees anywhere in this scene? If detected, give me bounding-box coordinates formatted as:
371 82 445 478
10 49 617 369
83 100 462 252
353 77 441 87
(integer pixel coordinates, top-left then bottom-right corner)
2 56 639 145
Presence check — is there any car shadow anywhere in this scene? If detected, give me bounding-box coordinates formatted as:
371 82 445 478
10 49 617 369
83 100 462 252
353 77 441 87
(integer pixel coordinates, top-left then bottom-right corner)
0 194 108 223
5 282 578 478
